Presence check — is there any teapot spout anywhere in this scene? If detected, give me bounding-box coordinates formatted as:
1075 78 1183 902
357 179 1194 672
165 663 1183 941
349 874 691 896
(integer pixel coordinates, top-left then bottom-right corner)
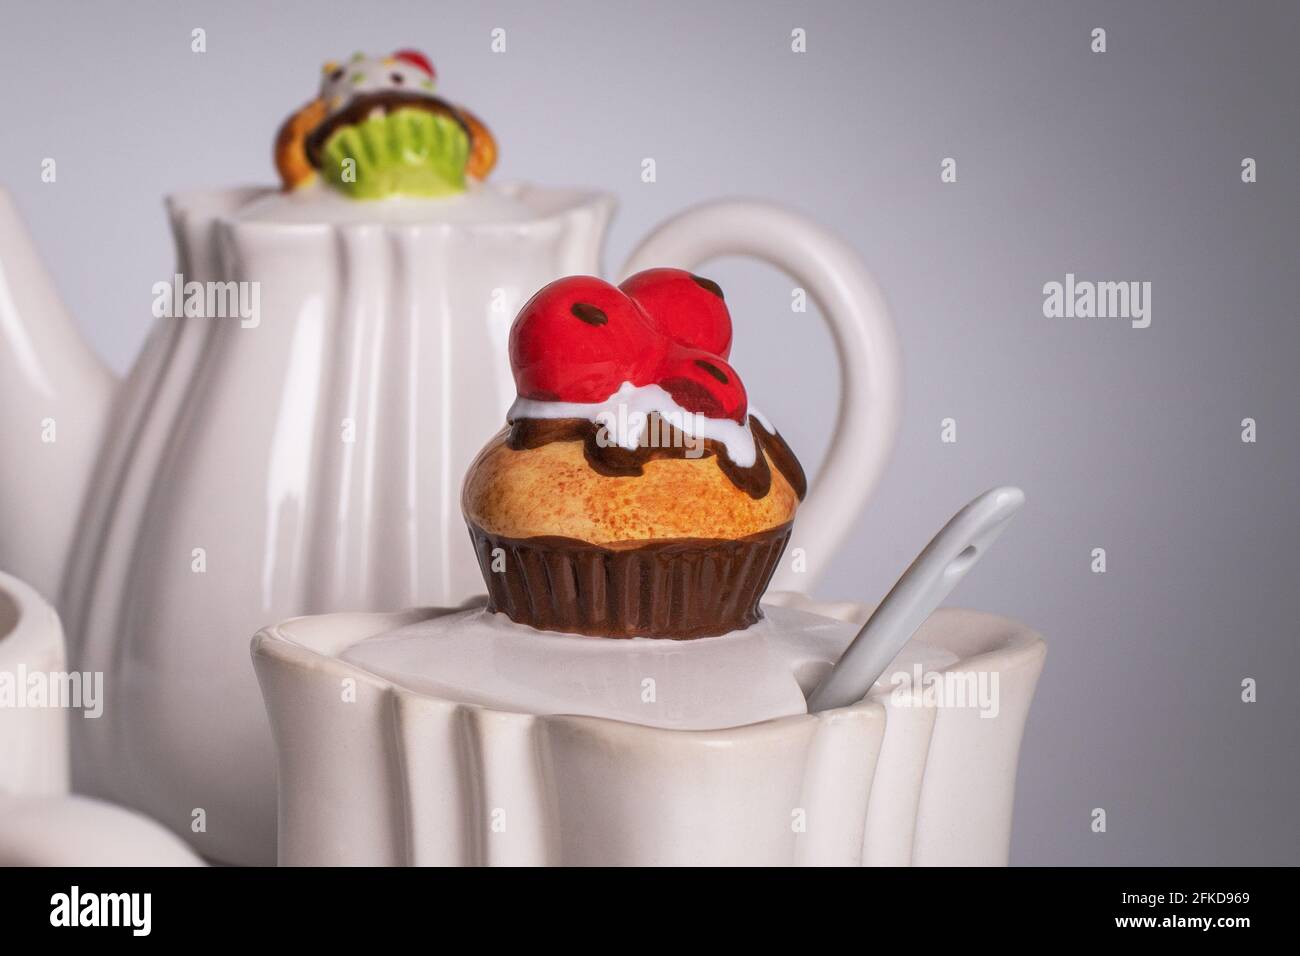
0 187 115 600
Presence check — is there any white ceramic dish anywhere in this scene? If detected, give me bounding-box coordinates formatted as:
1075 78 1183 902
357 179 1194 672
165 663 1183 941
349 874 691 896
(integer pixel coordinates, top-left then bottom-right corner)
0 570 68 797
253 591 1045 866
0 794 205 867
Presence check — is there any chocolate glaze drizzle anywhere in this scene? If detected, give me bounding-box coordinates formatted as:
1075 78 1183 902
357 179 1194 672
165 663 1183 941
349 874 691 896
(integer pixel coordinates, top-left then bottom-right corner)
506 413 807 502
751 416 808 500
304 91 471 168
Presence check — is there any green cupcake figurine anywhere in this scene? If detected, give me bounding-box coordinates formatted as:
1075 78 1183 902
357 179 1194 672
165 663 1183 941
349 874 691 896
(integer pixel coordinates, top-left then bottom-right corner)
273 49 498 199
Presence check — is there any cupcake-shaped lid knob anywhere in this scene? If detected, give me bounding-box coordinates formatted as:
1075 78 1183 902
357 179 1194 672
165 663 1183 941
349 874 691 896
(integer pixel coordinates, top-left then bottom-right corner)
462 270 807 639
274 49 497 198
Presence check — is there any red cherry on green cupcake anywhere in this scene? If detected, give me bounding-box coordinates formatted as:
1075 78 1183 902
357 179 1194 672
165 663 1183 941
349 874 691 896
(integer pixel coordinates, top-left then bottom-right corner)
392 49 436 80
619 268 733 358
509 276 665 403
656 345 748 423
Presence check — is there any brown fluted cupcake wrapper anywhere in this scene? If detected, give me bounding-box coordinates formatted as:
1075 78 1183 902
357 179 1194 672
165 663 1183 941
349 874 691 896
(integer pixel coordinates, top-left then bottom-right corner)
467 522 793 639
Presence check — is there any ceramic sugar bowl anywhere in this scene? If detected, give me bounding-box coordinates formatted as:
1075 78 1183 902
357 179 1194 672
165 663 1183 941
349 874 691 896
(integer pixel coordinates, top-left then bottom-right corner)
252 270 1046 866
254 596 1044 866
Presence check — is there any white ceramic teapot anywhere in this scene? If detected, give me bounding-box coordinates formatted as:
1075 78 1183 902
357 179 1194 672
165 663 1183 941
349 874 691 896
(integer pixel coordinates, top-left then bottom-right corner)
0 119 900 869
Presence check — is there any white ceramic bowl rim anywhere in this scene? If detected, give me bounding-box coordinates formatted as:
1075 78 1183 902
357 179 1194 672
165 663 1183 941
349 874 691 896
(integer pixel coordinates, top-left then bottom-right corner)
166 182 618 237
253 593 1045 732
0 570 60 671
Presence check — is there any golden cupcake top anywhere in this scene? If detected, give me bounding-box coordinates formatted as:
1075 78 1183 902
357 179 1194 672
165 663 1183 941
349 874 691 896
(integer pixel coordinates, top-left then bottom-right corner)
461 270 807 638
463 427 801 546
464 269 806 535
274 49 497 199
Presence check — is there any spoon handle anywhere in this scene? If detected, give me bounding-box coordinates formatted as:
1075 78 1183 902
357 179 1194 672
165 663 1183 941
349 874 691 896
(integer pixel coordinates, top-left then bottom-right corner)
805 486 1025 714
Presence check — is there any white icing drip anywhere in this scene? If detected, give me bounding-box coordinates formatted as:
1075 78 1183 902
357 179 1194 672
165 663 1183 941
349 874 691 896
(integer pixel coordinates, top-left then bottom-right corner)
508 382 759 468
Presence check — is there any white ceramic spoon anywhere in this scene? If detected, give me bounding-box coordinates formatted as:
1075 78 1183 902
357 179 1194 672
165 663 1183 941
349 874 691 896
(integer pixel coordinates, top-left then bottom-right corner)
805 485 1026 714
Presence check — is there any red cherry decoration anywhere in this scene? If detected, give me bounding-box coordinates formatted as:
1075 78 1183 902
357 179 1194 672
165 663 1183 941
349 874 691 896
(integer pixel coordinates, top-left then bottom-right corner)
509 276 665 404
656 346 748 423
619 268 732 358
392 49 436 79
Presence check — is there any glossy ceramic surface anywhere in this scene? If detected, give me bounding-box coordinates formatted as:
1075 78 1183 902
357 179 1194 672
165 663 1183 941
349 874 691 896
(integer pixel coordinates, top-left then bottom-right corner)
0 794 205 867
0 572 204 865
0 570 68 797
253 593 1045 866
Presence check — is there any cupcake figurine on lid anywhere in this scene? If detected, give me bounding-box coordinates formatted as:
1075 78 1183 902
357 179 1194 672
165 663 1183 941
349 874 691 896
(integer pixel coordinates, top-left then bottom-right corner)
463 269 807 639
274 49 497 199
331 268 828 731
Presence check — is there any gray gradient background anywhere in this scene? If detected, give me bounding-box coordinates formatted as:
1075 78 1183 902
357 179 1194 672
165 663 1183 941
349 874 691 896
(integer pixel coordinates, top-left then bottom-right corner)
2 0 1297 864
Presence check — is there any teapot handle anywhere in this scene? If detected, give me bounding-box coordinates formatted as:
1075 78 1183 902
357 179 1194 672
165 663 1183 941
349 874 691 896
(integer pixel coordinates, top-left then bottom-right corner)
620 200 902 592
